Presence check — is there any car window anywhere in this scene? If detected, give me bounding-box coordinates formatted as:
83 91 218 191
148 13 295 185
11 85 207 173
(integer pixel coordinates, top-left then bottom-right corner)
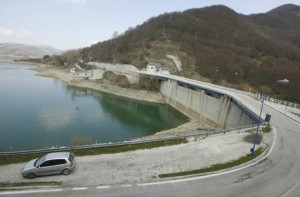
54 159 67 165
40 161 51 167
35 155 46 167
39 159 67 167
68 154 74 162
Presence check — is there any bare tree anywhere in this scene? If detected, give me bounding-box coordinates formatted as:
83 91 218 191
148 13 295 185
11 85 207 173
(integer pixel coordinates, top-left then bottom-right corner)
112 31 119 39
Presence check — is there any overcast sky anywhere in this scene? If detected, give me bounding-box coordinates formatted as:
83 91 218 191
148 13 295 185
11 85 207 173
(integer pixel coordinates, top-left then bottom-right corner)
0 0 299 50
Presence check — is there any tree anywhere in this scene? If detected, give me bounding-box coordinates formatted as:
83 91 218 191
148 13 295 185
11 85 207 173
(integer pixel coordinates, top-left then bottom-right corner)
63 49 80 65
112 31 119 39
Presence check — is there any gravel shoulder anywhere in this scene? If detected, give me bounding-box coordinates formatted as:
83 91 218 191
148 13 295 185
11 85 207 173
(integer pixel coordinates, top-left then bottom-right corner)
0 130 271 187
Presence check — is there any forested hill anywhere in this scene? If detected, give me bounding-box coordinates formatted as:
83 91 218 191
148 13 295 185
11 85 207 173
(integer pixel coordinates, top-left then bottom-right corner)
80 4 300 102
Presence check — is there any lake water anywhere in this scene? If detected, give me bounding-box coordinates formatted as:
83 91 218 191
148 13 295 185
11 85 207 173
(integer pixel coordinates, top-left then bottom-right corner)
0 63 188 152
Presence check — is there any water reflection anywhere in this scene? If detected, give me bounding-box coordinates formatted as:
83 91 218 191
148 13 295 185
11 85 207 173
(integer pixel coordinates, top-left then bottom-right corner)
38 108 77 131
71 87 187 134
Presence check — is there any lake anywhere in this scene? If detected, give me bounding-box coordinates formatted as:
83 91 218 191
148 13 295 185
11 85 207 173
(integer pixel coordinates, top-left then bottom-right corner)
0 63 188 152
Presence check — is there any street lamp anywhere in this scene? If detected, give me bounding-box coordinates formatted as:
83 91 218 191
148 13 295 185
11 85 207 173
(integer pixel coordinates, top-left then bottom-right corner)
231 72 238 88
250 94 265 156
214 69 219 83
277 78 290 113
277 79 289 85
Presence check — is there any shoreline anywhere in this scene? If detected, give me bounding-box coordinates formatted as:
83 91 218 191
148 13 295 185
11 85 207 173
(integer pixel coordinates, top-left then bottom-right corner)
31 62 207 138
36 64 167 104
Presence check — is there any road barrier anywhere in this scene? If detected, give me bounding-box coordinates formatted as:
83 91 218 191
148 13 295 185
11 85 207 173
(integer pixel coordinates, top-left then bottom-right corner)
257 93 299 109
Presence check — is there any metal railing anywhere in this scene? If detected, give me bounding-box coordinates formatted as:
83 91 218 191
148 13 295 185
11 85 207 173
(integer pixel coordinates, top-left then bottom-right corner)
0 124 258 156
257 93 299 109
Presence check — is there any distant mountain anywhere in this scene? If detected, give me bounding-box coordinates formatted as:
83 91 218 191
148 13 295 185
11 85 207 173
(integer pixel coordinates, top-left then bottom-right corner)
0 43 62 61
78 4 300 102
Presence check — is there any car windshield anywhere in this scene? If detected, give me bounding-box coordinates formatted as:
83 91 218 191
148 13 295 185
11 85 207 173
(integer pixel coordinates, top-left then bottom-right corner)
68 154 74 162
34 155 46 167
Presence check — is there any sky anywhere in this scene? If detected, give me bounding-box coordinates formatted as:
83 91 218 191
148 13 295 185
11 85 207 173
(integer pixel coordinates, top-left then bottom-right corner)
0 0 299 50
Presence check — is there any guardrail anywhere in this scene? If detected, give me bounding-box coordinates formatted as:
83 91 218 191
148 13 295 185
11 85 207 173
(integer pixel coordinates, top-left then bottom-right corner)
257 93 299 109
0 124 259 156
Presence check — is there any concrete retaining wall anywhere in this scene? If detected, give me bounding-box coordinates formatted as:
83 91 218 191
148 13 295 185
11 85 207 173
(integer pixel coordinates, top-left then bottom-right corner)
87 62 140 84
160 80 255 128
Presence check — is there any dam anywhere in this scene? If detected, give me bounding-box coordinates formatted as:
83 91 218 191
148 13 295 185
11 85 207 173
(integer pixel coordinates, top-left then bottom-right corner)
86 61 259 129
160 79 256 128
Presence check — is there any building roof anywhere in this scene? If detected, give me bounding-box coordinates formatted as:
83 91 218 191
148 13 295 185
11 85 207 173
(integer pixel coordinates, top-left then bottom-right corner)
148 60 162 68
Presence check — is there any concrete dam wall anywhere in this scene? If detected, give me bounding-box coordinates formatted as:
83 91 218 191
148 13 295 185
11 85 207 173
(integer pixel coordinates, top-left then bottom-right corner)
160 80 255 128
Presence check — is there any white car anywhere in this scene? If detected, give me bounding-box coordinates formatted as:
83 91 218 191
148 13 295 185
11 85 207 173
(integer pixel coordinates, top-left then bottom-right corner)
21 152 75 179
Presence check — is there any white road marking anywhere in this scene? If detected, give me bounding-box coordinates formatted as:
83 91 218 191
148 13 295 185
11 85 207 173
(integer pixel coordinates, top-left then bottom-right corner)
97 186 110 189
0 189 63 195
282 182 300 197
121 184 132 187
72 187 87 190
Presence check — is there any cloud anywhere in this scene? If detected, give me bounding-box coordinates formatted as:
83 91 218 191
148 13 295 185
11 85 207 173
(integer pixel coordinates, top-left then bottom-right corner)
0 28 15 36
0 27 32 37
17 30 32 37
64 0 87 5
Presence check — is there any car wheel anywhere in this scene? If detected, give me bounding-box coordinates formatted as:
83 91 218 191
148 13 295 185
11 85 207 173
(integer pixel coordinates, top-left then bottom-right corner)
62 169 71 175
27 173 36 179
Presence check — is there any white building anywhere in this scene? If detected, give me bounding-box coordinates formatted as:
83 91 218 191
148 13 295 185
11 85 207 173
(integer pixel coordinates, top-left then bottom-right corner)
146 60 170 74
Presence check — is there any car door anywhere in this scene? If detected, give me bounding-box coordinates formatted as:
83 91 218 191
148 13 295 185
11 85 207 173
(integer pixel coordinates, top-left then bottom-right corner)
37 159 67 176
37 160 55 176
50 159 67 175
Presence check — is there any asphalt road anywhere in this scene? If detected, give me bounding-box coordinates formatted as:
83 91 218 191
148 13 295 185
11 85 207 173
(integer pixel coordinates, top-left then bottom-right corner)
2 93 300 197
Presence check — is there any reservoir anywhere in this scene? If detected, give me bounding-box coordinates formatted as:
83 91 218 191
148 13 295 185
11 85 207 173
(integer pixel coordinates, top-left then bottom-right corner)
0 63 188 152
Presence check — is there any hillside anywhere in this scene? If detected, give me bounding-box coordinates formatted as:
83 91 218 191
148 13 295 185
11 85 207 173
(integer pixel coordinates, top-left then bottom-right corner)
79 4 300 102
0 43 62 61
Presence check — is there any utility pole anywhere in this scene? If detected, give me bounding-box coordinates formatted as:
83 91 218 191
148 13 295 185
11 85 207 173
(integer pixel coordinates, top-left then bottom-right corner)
250 94 265 156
